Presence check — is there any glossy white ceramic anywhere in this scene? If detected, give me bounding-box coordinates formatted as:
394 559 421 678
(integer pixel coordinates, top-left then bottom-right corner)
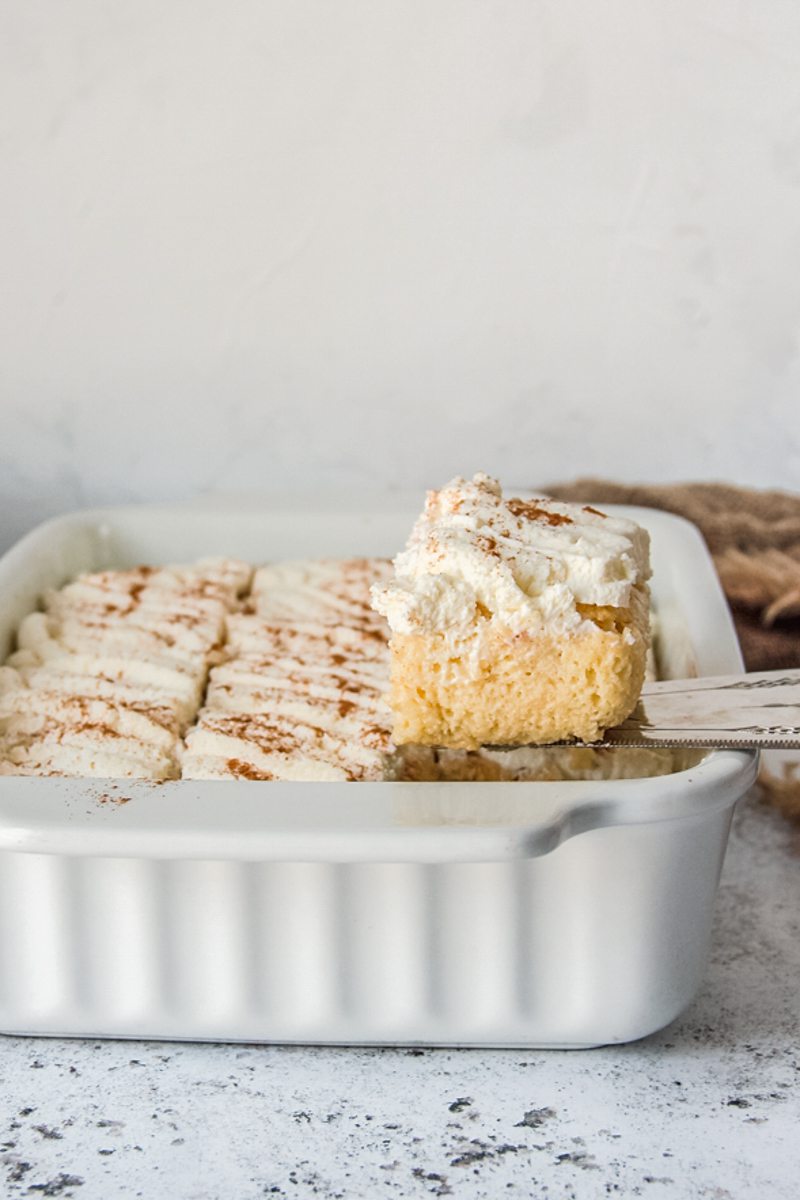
0 503 757 1046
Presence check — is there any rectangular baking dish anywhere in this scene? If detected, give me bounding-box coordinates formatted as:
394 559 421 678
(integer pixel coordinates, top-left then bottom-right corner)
0 501 757 1048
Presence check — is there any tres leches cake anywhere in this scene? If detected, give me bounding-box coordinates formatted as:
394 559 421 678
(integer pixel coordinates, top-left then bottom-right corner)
371 474 651 750
1 543 679 783
0 559 251 778
180 559 395 781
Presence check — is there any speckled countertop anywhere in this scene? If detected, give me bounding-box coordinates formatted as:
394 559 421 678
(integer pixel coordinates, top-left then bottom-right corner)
0 795 797 1200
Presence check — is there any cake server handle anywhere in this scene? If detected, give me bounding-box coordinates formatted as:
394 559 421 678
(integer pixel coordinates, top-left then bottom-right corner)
588 667 800 751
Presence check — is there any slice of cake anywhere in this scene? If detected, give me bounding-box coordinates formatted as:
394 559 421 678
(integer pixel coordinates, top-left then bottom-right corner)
181 559 396 781
371 474 651 750
0 558 251 779
181 614 394 781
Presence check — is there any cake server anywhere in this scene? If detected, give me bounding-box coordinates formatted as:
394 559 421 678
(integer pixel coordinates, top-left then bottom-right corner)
496 668 800 751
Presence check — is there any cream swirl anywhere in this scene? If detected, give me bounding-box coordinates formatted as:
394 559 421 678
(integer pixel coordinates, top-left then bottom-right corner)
182 560 395 782
0 558 251 779
371 474 651 637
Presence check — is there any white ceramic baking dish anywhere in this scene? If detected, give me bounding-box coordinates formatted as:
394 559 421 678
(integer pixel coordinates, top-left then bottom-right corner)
0 502 756 1048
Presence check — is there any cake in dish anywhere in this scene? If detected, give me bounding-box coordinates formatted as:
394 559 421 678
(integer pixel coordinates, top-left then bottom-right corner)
371 474 651 750
1 547 683 783
181 559 396 781
0 559 251 778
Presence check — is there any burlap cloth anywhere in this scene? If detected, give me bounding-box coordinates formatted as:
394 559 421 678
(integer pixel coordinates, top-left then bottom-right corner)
547 480 800 820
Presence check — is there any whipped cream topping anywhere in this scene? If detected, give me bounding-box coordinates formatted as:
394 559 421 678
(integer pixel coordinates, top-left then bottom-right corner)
371 474 651 637
0 679 180 778
0 558 250 779
182 560 395 782
252 559 392 629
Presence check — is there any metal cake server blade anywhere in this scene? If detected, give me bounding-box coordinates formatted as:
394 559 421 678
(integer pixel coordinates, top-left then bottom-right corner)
491 668 800 752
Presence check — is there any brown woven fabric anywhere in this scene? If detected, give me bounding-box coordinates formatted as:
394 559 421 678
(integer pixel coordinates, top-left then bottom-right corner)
545 479 800 819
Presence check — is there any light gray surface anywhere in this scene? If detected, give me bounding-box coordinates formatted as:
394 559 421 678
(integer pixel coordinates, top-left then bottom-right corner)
0 794 797 1199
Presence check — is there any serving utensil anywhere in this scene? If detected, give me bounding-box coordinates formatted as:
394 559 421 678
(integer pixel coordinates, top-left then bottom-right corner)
494 668 800 752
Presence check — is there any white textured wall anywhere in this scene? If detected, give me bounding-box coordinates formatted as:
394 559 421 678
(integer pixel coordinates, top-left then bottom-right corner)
2 1 800 550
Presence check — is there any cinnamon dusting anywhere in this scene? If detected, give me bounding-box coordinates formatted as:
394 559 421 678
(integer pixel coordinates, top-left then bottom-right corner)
226 758 274 781
475 535 500 558
507 498 574 526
